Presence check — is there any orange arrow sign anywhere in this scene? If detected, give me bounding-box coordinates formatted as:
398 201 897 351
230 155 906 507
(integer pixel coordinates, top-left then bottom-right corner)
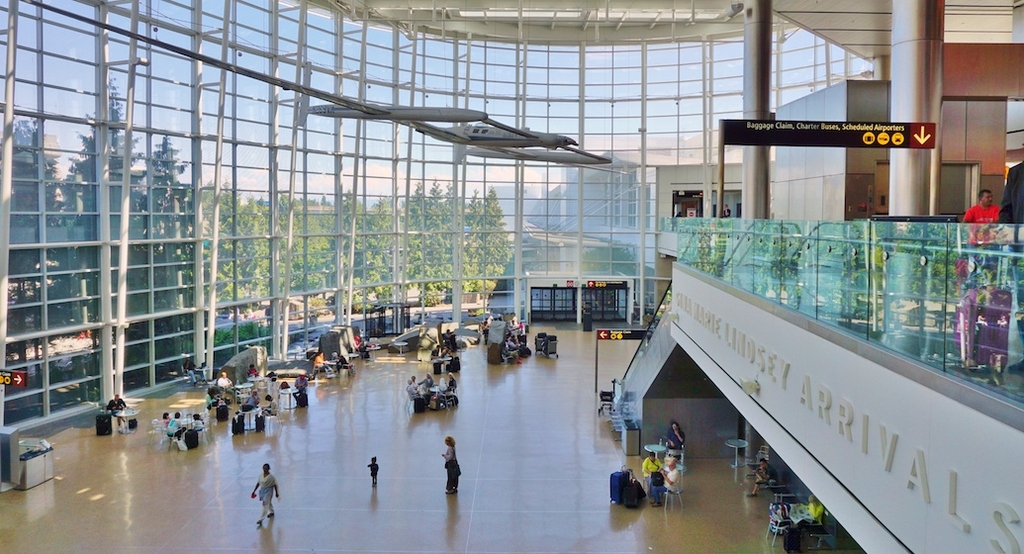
13 373 23 385
598 330 610 340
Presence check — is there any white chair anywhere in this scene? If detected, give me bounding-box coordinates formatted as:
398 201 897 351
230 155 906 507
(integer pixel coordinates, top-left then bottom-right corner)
663 488 683 511
150 419 167 445
764 503 792 547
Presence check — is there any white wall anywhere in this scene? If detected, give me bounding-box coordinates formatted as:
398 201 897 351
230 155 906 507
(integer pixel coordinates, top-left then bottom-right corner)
671 266 1024 554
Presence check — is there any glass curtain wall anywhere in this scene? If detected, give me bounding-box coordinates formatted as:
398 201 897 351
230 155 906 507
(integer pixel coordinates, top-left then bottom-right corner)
0 0 868 424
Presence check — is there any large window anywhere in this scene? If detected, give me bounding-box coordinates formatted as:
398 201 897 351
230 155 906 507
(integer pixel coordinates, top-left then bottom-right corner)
0 0 867 424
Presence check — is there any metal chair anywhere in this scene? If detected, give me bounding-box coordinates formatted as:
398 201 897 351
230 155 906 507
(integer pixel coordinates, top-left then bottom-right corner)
765 503 793 548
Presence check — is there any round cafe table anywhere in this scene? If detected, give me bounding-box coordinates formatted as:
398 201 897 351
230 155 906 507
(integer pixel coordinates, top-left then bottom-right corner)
392 341 408 354
725 438 749 468
112 408 140 433
365 344 381 360
644 443 668 458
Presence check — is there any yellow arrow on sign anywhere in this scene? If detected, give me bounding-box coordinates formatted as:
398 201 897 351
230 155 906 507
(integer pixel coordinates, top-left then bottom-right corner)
913 126 932 145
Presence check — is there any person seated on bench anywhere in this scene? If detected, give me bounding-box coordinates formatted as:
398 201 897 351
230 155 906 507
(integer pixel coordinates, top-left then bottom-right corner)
806 495 824 524
749 459 778 497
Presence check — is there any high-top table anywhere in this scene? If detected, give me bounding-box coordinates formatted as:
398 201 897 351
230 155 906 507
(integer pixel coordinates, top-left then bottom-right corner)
725 438 749 468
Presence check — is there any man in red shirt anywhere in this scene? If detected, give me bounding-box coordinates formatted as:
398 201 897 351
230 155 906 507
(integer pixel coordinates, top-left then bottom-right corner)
964 189 999 223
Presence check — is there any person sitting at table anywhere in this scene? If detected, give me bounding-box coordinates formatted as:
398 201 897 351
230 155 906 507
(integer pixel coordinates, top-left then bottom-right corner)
183 356 198 386
205 389 219 410
446 373 457 394
665 421 685 451
242 390 260 412
749 458 778 497
418 373 434 393
663 455 682 495
216 371 233 394
406 376 421 400
312 350 325 369
642 450 663 492
166 412 183 438
438 376 448 393
106 394 128 430
191 413 205 431
806 495 824 524
293 374 309 397
161 412 171 429
262 394 278 417
330 351 340 363
247 364 259 378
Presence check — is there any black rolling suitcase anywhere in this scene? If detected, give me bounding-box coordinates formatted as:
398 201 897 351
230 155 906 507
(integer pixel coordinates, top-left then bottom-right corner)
450 356 461 372
127 418 138 430
217 404 230 422
622 484 639 508
231 414 244 435
295 391 309 408
783 527 802 553
434 362 443 375
96 414 112 436
413 396 427 413
183 429 199 449
255 415 265 432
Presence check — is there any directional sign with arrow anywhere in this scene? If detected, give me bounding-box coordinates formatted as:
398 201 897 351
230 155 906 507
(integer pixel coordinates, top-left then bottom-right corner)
0 369 28 387
722 119 936 149
596 329 646 340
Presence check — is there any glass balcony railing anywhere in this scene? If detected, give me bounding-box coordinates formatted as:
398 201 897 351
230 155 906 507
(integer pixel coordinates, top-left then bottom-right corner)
662 217 1024 407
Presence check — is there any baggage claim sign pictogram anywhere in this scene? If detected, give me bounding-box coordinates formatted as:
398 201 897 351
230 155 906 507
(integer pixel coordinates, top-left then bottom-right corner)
723 120 936 149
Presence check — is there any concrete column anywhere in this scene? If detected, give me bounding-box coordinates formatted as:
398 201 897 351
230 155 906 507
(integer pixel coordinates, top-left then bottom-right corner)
873 55 891 81
742 0 771 219
889 0 943 216
1013 4 1024 42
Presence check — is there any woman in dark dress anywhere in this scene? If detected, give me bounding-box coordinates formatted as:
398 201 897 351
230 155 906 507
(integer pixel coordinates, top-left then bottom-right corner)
666 421 685 450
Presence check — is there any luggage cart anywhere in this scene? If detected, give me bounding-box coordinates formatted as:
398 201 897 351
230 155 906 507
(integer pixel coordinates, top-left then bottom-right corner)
538 334 558 358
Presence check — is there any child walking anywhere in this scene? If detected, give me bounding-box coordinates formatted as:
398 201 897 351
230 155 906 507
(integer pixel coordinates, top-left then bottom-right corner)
368 456 379 487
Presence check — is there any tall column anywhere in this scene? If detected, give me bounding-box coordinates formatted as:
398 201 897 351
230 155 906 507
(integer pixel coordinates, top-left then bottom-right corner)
742 0 771 219
889 1 943 216
0 0 20 425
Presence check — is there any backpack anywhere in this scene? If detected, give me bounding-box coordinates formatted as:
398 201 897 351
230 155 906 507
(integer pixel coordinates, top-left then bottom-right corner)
651 472 665 487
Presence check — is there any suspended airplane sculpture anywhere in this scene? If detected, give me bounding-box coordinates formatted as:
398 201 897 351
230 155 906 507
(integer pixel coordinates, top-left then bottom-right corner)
305 100 611 165
28 1 610 167
408 122 612 165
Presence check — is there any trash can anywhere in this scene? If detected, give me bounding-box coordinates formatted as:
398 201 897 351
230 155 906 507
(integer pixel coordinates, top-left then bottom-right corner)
17 439 54 490
582 309 593 332
622 420 640 456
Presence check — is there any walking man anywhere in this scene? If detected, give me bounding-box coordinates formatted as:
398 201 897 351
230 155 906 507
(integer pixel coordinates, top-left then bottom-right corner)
252 463 279 526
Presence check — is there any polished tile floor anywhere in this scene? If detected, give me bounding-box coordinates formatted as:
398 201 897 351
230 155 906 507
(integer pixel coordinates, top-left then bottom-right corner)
0 327 863 553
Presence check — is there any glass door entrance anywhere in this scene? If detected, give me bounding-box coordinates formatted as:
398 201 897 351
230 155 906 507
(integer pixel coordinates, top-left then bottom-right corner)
530 287 577 321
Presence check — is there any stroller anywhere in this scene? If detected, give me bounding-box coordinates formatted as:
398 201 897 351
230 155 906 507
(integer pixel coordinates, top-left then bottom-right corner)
536 333 558 358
